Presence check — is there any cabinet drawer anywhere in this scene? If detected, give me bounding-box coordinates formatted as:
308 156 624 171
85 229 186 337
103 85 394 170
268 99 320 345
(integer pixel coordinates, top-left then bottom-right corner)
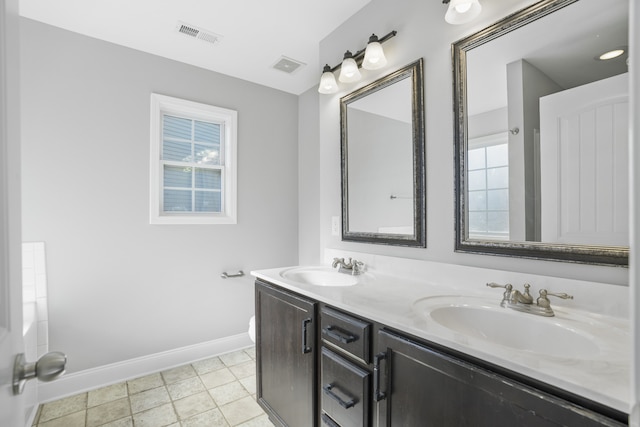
321 347 370 427
321 306 371 363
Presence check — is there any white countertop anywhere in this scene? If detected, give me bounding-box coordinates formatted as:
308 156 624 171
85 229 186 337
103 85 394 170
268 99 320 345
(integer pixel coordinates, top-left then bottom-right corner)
251 262 630 414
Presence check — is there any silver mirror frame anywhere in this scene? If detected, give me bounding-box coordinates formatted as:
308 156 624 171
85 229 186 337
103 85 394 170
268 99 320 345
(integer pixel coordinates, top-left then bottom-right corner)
452 0 628 266
341 58 426 247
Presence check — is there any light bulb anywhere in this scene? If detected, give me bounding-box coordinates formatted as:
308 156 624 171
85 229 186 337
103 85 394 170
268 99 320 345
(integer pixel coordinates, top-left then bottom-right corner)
455 3 472 13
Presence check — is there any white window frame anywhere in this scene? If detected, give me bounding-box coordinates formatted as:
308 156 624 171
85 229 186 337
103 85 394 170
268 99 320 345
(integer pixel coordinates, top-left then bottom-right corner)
150 93 237 224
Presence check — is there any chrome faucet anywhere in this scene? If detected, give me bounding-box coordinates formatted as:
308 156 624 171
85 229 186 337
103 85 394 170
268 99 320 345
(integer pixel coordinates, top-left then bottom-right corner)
332 257 365 276
510 283 534 304
486 282 572 317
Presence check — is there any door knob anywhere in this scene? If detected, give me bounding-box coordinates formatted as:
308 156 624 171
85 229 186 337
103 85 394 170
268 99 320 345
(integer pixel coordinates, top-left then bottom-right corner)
13 351 67 395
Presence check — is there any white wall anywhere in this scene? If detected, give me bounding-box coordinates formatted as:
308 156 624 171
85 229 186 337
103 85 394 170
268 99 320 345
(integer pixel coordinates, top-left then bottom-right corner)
298 87 321 265
20 19 299 373
309 0 628 285
348 109 413 232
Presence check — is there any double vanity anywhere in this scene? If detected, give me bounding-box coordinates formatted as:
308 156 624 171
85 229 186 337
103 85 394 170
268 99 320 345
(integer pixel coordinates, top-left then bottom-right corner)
251 253 629 426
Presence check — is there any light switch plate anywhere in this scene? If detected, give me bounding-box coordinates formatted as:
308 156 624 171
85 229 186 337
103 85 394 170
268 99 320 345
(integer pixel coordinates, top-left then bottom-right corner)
331 216 340 236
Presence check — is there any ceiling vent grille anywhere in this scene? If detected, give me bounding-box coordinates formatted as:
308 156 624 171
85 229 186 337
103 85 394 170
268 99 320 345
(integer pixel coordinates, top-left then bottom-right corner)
272 56 306 74
176 21 222 45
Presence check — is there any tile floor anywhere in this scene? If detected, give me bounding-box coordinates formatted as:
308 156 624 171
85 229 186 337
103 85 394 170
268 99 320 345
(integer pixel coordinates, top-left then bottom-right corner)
32 347 275 427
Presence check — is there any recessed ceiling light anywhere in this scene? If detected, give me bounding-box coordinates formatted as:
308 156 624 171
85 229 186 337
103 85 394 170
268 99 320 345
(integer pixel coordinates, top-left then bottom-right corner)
597 49 625 61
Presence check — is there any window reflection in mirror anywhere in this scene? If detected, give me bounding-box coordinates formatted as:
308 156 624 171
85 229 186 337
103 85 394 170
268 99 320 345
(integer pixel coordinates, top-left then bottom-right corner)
467 132 509 240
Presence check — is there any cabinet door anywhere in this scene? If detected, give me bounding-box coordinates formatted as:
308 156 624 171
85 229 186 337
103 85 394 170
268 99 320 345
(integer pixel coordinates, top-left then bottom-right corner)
256 281 317 427
375 329 625 427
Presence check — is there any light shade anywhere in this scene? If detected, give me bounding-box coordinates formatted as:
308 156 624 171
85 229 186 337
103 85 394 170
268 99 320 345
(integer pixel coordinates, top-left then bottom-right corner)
362 34 388 70
339 51 362 83
445 0 482 25
318 65 338 94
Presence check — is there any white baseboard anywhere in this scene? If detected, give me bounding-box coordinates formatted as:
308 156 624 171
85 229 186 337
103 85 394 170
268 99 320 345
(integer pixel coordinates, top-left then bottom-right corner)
38 333 253 404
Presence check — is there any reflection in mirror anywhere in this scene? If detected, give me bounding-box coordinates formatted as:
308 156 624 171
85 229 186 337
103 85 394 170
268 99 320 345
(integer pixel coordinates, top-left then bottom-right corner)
453 0 628 265
341 59 425 247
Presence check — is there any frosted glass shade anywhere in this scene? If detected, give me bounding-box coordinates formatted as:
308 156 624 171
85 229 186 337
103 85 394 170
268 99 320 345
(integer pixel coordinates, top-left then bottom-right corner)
445 0 482 25
339 52 361 83
318 68 338 94
362 40 387 70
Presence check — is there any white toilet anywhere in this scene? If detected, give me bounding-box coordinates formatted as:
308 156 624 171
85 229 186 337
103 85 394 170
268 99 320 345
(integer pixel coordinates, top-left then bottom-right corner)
248 316 256 343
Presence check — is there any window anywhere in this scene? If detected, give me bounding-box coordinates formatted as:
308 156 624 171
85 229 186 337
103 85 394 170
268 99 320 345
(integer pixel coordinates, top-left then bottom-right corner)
467 132 509 239
150 94 237 224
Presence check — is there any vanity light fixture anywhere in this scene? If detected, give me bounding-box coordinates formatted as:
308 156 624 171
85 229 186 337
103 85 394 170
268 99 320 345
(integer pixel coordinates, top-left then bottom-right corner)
362 34 388 70
318 65 339 94
339 51 362 82
317 30 397 94
443 0 482 25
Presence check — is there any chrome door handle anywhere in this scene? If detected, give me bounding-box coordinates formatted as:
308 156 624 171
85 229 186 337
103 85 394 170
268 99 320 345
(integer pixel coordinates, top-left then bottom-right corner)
13 351 67 395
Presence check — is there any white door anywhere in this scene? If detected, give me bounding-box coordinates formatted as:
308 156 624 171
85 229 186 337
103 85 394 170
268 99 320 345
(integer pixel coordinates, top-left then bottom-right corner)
0 0 26 425
540 73 629 246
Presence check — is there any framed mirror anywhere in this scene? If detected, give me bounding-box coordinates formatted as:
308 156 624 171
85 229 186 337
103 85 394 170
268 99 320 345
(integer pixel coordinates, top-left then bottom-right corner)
341 59 426 247
453 0 629 265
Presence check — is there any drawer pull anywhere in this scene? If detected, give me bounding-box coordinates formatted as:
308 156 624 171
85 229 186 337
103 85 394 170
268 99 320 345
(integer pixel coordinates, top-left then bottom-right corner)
302 318 312 354
374 351 387 402
323 383 357 409
323 326 357 344
321 413 340 427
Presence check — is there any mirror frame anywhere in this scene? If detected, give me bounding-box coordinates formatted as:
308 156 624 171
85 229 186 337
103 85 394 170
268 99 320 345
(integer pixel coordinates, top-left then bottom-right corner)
452 0 628 266
341 58 426 247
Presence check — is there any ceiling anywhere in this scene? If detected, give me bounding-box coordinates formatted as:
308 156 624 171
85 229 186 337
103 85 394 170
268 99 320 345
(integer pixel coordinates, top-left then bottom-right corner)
466 0 628 116
19 0 372 95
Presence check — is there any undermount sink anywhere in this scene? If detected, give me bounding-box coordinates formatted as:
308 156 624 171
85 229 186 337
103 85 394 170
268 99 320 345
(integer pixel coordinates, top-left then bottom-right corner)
280 266 360 287
412 296 605 359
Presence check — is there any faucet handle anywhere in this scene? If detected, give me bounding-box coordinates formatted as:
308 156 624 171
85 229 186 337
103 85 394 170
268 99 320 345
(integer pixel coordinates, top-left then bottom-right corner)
486 283 513 307
536 289 573 308
352 260 365 275
486 282 513 291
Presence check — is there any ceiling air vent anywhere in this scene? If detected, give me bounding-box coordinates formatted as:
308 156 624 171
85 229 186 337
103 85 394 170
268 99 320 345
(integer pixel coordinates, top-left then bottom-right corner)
176 21 222 46
272 56 306 74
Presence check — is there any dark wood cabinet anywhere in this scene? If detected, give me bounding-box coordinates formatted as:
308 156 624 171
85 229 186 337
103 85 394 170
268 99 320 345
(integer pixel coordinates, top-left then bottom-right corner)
255 280 317 427
255 279 627 427
321 306 371 364
321 347 371 427
375 329 625 427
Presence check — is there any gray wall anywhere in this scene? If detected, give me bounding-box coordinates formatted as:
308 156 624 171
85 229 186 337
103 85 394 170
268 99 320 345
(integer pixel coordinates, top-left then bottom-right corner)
298 87 321 265
310 0 627 285
20 19 299 373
